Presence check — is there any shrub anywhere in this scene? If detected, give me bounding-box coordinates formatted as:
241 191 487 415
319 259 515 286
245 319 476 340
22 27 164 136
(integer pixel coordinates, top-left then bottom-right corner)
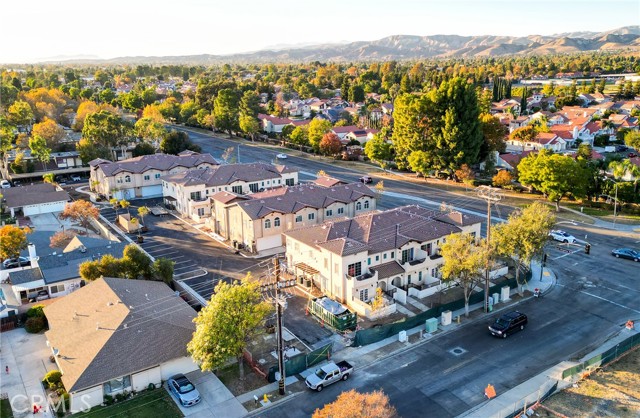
44 370 62 385
25 317 46 333
103 395 114 406
27 305 46 318
147 383 155 391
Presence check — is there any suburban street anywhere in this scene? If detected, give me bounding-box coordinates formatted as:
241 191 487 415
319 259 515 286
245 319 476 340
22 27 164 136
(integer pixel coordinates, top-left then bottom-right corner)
177 127 640 417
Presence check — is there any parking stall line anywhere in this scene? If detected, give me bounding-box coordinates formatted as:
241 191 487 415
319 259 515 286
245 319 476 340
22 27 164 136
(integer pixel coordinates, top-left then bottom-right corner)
149 250 179 257
143 243 170 250
174 265 200 272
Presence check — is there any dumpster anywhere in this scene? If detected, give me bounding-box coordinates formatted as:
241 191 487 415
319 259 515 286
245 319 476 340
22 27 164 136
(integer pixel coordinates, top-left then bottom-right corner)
307 297 357 331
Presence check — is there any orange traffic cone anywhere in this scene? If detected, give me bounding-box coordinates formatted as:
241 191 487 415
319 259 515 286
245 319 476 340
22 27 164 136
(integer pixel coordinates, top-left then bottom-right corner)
484 384 496 399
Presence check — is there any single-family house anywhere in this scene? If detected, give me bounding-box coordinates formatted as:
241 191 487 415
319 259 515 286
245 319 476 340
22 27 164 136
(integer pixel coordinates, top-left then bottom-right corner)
210 182 376 254
1 183 70 217
507 132 566 152
90 151 219 200
161 163 298 221
283 205 482 311
44 278 198 411
496 151 534 171
258 114 293 134
492 99 521 116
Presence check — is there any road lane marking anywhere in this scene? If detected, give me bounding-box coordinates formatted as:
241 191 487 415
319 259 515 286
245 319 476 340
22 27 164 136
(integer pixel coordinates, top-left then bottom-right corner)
556 283 640 314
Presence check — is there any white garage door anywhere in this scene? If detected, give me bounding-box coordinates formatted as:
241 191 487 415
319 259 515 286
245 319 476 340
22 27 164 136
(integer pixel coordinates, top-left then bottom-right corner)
256 234 283 252
141 185 163 197
23 201 67 216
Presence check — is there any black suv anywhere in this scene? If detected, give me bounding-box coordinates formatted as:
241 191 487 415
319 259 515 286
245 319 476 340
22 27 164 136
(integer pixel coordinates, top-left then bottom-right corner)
488 311 528 338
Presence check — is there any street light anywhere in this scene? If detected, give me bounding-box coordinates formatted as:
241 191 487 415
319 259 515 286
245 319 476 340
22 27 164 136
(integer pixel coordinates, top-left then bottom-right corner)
604 178 619 229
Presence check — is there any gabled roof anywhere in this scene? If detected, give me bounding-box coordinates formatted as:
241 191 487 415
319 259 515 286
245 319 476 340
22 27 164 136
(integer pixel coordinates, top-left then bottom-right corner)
92 153 218 176
2 183 70 208
211 191 250 204
285 205 469 256
332 125 360 134
258 113 292 125
314 176 346 188
161 163 296 188
371 261 405 279
44 278 196 392
38 242 127 284
7 268 44 286
237 182 376 220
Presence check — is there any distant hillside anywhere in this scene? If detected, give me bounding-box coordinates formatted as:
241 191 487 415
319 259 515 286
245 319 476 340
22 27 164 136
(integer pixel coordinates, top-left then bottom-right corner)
42 26 640 65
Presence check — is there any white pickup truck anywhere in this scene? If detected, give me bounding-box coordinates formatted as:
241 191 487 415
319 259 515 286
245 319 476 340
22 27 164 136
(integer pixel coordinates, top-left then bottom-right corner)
305 360 353 392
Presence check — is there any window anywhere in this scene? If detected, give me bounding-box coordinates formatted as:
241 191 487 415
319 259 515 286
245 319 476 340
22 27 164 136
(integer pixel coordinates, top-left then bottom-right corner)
50 284 64 294
286 178 295 186
324 258 328 269
190 192 201 201
383 253 387 259
103 375 131 395
264 219 271 229
401 248 414 264
249 183 259 193
197 208 205 217
356 202 362 211
334 263 339 274
326 209 333 217
337 207 344 215
421 243 432 256
408 275 412 284
143 175 150 181
375 255 379 261
116 178 122 184
418 271 423 281
359 289 369 302
308 213 315 220
364 200 370 209
347 262 361 277
232 185 243 194
124 175 131 183
390 252 395 259
155 173 161 179
367 258 371 265
274 217 280 227
295 215 303 222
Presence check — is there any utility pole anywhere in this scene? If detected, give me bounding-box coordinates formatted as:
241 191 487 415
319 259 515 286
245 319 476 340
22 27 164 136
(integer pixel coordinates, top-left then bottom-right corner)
475 186 502 313
237 145 240 164
273 257 286 395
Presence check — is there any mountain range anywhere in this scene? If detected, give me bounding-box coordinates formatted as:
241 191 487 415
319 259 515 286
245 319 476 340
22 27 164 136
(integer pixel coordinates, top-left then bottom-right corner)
45 26 640 65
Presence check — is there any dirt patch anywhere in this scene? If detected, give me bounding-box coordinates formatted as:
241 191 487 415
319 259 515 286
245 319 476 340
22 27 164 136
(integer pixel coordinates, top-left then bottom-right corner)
215 363 268 397
242 380 307 413
541 347 640 418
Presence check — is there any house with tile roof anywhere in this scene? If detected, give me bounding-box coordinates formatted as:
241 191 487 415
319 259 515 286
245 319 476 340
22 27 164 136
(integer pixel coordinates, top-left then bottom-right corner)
507 132 566 152
44 277 198 411
283 205 482 311
258 114 294 133
210 182 376 254
161 163 298 221
89 151 219 200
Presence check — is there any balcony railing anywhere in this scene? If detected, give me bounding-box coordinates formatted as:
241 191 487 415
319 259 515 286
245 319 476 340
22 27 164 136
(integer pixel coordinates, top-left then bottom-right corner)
407 257 427 266
346 271 377 281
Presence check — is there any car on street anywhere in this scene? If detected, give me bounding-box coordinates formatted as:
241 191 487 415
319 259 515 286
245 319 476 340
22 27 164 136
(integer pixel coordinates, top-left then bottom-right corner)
276 153 287 159
615 144 628 153
305 360 353 392
488 311 528 338
549 230 576 243
360 176 373 184
629 152 638 158
611 248 640 262
168 374 201 407
2 256 31 269
0 180 11 188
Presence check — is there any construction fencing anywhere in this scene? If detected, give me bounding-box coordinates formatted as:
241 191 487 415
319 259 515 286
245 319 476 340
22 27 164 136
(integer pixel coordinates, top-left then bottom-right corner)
267 342 333 382
352 276 521 347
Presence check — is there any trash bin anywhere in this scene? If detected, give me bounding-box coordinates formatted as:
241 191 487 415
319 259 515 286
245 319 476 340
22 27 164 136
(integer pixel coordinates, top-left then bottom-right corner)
304 279 311 288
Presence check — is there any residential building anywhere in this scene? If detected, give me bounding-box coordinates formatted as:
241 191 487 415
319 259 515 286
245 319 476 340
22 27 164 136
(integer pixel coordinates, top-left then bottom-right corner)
258 114 293 133
44 278 198 411
210 182 377 254
507 132 566 152
1 183 70 217
90 151 219 200
161 163 298 221
284 206 482 311
1 150 87 182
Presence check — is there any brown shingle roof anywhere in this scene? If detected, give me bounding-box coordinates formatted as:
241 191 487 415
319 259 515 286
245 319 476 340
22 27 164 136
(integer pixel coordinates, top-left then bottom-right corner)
44 278 196 392
371 261 405 279
161 163 296 187
91 153 218 176
2 183 70 208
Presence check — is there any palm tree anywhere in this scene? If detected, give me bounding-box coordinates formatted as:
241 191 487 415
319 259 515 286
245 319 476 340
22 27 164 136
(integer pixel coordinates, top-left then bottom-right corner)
609 160 640 193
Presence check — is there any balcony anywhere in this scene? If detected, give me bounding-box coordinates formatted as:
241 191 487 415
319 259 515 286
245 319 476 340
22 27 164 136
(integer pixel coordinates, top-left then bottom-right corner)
346 270 377 281
407 257 427 266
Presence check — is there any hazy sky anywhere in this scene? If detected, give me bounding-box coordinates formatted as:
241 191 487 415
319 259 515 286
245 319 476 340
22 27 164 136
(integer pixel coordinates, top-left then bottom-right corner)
2 0 638 63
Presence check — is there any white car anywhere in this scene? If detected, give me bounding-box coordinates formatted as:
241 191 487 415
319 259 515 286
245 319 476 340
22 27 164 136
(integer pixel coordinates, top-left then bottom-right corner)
71 175 82 182
0 180 11 188
276 153 287 159
549 230 576 243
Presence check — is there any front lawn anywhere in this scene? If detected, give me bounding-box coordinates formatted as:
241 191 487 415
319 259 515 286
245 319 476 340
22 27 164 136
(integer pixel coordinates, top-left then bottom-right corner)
73 389 182 418
1 398 13 418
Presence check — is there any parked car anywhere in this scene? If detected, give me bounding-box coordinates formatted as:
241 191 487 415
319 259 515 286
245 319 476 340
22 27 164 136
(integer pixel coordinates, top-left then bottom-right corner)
549 230 576 243
611 248 640 262
629 152 638 158
168 374 201 407
276 153 288 159
0 180 11 188
488 311 528 338
615 145 628 153
29 290 50 303
359 176 373 184
305 360 353 392
2 257 31 269
70 175 82 182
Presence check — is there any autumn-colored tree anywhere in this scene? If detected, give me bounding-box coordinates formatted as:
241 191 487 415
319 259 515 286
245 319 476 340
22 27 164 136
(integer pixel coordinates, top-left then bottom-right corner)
316 170 327 178
119 199 131 215
492 170 513 188
49 231 77 249
312 389 396 418
510 126 537 152
7 100 34 128
42 172 56 184
73 101 99 131
319 132 342 156
0 225 31 260
32 118 65 149
307 119 333 152
370 288 385 311
137 206 150 226
454 164 475 185
59 200 100 234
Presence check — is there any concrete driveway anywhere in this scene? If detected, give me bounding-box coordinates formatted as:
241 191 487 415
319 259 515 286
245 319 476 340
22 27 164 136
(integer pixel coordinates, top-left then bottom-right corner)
0 328 57 418
165 369 246 418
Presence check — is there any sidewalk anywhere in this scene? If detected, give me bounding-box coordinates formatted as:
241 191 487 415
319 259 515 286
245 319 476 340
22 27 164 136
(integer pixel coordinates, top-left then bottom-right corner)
558 204 640 232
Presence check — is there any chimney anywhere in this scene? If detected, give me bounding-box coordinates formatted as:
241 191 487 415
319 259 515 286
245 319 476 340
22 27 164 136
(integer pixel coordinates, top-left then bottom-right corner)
27 243 39 268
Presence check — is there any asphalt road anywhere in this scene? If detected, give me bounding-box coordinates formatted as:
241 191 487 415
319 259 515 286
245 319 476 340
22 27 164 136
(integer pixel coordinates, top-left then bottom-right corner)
176 127 640 417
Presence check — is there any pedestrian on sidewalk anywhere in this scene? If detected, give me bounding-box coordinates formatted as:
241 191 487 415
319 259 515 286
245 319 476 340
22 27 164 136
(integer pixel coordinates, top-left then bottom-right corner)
5 365 8 374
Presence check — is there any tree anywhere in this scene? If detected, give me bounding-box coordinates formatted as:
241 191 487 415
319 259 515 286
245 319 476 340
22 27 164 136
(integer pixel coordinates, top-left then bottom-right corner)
312 389 396 418
132 142 156 157
77 137 111 163
213 89 239 137
134 117 167 142
32 118 65 149
187 277 271 379
153 258 175 284
7 100 34 128
122 244 152 279
319 133 342 156
28 135 51 170
624 130 640 150
492 170 513 188
82 110 132 150
239 91 261 140
455 164 475 186
59 200 100 234
0 225 31 260
290 126 309 149
609 159 640 193
307 119 333 152
49 230 76 249
440 232 487 317
510 126 537 152
479 113 508 162
137 206 150 226
119 199 131 215
370 288 385 312
42 172 56 184
492 202 555 294
160 130 201 155
517 150 589 210
364 129 394 171
391 93 426 170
